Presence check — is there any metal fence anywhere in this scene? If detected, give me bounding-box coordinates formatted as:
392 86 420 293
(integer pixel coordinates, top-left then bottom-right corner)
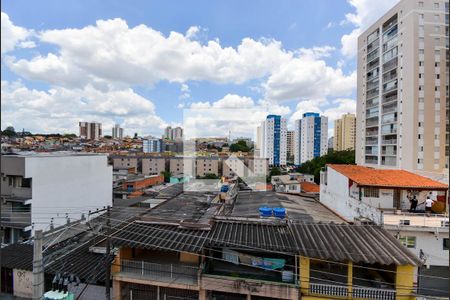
120 259 198 285
309 283 396 300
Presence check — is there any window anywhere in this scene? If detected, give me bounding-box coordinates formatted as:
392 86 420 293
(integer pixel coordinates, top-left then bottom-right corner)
435 50 440 55
419 61 424 66
435 98 440 103
435 26 440 33
444 238 449 250
434 14 440 21
399 236 416 248
400 220 410 225
364 187 379 198
419 1 424 7
442 221 449 227
434 2 439 9
21 178 31 188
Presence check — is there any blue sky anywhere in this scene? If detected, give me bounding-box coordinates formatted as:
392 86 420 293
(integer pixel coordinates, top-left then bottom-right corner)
1 0 398 137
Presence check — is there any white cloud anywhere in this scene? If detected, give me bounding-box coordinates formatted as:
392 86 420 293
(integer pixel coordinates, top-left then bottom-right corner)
323 98 356 121
186 26 200 39
1 81 166 135
7 18 292 87
180 83 190 99
5 16 354 105
185 94 291 137
340 0 400 57
1 12 34 54
263 53 356 102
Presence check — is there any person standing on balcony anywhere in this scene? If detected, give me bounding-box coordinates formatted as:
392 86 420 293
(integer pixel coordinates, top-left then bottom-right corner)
424 196 435 216
409 195 418 213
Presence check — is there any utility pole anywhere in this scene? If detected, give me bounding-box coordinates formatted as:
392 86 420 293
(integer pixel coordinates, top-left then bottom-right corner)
105 206 111 299
33 230 44 299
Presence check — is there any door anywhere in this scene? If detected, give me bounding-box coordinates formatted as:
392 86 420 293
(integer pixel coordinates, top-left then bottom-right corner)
393 189 401 209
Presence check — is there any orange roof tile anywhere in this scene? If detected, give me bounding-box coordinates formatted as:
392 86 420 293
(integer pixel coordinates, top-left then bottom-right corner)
300 181 320 193
328 164 448 190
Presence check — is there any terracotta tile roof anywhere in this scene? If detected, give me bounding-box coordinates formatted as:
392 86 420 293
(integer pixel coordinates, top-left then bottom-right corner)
328 164 448 190
300 181 320 193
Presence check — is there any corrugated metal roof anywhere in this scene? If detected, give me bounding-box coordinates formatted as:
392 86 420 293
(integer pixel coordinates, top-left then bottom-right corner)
290 222 421 266
1 243 33 270
207 220 297 253
111 222 209 253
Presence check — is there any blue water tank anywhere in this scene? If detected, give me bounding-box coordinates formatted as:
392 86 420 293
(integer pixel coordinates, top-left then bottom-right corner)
273 207 286 218
259 206 272 217
220 185 229 192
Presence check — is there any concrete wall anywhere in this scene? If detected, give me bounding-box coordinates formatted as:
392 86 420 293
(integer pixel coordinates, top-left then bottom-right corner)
13 269 32 298
24 155 112 233
385 228 449 267
320 168 382 224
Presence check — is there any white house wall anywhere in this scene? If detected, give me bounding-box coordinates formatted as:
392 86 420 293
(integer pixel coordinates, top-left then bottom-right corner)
25 155 112 233
320 168 382 224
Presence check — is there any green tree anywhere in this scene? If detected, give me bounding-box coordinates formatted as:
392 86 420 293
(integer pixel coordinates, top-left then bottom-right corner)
229 140 250 152
2 126 16 137
160 171 172 182
295 150 355 183
198 173 220 179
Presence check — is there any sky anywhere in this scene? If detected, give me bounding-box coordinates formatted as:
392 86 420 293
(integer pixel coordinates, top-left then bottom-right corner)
1 0 399 138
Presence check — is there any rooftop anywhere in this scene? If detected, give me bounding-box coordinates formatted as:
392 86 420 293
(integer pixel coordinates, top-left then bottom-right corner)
231 191 344 223
300 182 320 193
328 164 448 190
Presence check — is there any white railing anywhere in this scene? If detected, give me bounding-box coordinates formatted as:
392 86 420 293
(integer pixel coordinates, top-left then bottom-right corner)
310 283 348 297
309 283 396 300
383 212 449 228
120 259 198 285
352 286 396 300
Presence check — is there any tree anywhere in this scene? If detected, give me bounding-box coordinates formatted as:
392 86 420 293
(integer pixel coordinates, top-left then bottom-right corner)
161 171 172 182
229 140 250 152
295 150 355 183
103 135 112 139
2 126 16 137
198 173 220 179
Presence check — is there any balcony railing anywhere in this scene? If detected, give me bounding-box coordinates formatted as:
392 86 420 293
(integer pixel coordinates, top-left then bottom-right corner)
353 286 396 300
310 283 348 297
383 212 449 228
118 259 198 285
309 283 396 300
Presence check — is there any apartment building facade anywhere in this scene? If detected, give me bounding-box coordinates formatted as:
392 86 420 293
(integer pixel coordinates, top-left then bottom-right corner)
0 153 112 244
141 157 166 176
294 112 328 165
356 0 449 174
260 115 287 166
79 121 102 140
287 130 295 160
333 113 356 151
143 137 163 153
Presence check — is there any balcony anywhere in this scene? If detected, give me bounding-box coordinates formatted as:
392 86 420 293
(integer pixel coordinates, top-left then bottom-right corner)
383 212 449 228
115 259 199 287
366 119 379 127
382 58 398 73
0 211 31 229
309 283 396 300
202 260 298 300
382 138 397 145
